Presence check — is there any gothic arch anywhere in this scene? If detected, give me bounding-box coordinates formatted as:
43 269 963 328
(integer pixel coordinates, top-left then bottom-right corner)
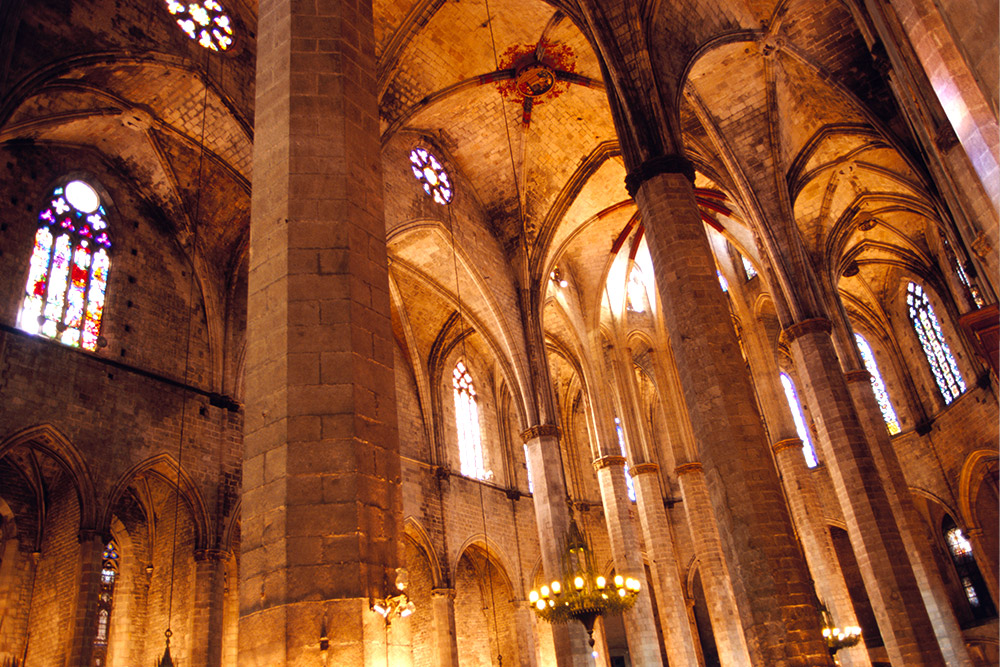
0 423 98 531
403 516 444 588
958 450 999 531
101 453 211 550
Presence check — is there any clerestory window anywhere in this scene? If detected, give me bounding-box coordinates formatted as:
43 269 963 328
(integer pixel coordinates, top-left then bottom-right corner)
18 180 111 351
906 282 965 404
854 334 901 435
453 361 486 480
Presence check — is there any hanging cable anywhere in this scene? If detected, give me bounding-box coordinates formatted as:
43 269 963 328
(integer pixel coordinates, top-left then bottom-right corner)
159 47 213 667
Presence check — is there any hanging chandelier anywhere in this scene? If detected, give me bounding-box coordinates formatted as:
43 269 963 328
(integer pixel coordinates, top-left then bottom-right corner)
528 522 640 648
819 607 862 654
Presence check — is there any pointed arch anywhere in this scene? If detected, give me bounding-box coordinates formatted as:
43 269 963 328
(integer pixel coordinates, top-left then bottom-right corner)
0 424 97 530
403 516 444 588
454 535 520 597
958 451 999 532
101 453 211 549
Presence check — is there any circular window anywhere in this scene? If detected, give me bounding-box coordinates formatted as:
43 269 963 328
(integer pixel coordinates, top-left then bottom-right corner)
165 0 235 51
65 181 101 214
409 148 453 205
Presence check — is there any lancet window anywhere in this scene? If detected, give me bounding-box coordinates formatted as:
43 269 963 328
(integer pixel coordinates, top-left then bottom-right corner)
906 282 965 404
854 334 901 435
18 180 111 351
780 373 818 467
453 361 486 480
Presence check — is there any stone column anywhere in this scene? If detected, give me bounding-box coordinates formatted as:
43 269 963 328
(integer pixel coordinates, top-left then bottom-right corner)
674 463 751 667
513 599 540 667
67 529 106 666
843 368 973 666
784 318 946 665
771 439 871 667
241 0 402 664
631 463 703 667
430 588 459 667
630 167 833 666
593 455 662 667
523 425 593 666
192 549 229 667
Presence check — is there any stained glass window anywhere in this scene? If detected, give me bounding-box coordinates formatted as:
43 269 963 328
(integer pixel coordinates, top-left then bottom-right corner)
18 181 111 351
410 148 453 205
93 540 119 665
741 255 757 280
943 517 995 618
940 232 984 309
626 268 647 313
717 270 729 292
165 0 235 51
453 361 486 480
780 373 819 467
906 282 965 404
854 334 901 435
614 418 636 501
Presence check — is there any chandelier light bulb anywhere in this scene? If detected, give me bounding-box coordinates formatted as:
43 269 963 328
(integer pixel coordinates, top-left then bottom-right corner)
614 575 624 587
529 590 539 603
574 576 584 590
595 576 606 589
540 585 550 598
551 581 562 594
536 599 546 611
618 588 627 598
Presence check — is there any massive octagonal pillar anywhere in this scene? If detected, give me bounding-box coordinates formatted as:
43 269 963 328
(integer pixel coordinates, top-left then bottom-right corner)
241 0 403 664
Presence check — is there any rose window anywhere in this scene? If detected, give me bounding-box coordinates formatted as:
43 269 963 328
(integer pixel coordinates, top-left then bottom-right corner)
165 1 235 51
409 148 453 205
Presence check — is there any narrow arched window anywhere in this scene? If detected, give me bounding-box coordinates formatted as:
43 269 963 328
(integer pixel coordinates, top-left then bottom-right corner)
614 417 636 501
453 361 486 480
741 254 757 280
626 267 647 313
854 334 901 435
943 516 996 620
93 540 119 666
18 180 111 351
780 373 818 467
906 282 965 404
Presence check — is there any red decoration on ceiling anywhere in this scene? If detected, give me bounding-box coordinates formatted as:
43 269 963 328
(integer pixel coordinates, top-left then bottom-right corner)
496 42 576 107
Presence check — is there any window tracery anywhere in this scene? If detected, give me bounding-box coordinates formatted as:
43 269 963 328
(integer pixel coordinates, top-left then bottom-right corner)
453 361 486 480
906 282 965 404
410 148 453 205
165 0 235 51
780 373 818 467
18 180 111 351
854 334 901 435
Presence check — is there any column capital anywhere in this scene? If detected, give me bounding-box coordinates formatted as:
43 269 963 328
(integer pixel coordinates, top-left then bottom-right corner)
521 424 560 441
593 454 627 470
772 438 804 454
843 369 872 384
673 462 703 476
77 528 107 544
194 548 232 563
781 317 833 344
431 587 456 600
625 154 696 196
631 462 660 476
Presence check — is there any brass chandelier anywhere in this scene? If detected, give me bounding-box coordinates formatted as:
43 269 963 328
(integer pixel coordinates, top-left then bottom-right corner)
528 522 641 649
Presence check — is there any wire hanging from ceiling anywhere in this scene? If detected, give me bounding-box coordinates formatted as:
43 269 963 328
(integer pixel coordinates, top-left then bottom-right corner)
157 46 216 667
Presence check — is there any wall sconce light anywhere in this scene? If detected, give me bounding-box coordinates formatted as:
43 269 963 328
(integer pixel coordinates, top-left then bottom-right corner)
550 267 568 288
370 568 416 624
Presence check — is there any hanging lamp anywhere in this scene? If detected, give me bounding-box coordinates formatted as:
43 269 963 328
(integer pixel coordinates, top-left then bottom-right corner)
528 520 640 648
